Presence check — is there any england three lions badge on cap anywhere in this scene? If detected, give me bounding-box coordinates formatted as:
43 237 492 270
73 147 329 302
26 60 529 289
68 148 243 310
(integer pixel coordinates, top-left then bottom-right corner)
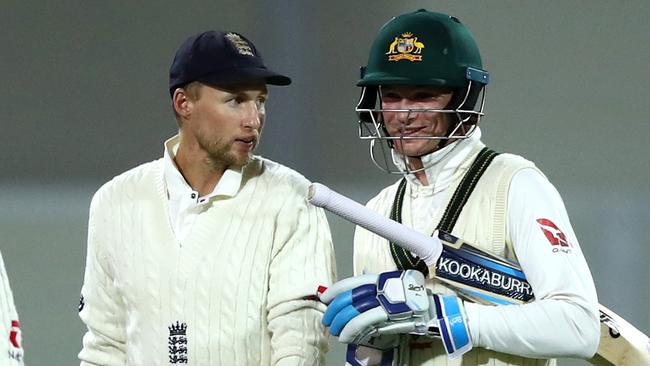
225 32 255 56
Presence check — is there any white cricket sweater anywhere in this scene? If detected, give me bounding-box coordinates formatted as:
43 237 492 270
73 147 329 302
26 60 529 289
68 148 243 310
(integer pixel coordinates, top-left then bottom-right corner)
354 131 599 365
0 250 24 365
79 156 336 366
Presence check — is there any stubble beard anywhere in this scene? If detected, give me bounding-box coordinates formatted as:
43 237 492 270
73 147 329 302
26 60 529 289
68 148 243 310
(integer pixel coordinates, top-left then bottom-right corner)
197 135 255 171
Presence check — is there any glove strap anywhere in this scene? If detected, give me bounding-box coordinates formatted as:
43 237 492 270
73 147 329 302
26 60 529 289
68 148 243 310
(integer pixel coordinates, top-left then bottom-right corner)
432 295 472 358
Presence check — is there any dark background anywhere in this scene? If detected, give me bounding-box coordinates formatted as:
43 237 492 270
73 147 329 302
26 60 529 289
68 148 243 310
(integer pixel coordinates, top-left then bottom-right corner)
1 1 648 365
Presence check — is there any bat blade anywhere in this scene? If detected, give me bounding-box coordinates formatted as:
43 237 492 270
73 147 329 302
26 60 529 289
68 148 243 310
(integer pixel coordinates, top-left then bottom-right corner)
597 305 650 365
435 231 533 305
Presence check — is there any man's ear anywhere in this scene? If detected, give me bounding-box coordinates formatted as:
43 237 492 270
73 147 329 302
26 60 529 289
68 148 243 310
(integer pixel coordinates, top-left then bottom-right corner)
172 88 192 118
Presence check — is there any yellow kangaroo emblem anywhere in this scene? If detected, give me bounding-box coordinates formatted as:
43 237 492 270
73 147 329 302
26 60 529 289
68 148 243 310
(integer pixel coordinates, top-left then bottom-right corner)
386 37 399 54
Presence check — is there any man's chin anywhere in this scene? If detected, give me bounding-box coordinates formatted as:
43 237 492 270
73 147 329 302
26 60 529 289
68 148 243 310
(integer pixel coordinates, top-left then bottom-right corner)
231 154 254 169
394 145 440 158
205 151 252 171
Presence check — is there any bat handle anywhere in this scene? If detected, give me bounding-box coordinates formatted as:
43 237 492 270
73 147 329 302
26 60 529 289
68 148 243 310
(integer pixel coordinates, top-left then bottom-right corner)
308 183 442 265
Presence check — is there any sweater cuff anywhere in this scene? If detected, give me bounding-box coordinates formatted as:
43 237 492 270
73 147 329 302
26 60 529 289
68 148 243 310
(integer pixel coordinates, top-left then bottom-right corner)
463 301 481 347
275 354 318 366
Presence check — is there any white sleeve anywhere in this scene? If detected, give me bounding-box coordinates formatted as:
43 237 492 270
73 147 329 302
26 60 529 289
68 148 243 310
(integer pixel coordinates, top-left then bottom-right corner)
266 187 337 366
464 168 600 359
78 190 128 366
0 251 24 365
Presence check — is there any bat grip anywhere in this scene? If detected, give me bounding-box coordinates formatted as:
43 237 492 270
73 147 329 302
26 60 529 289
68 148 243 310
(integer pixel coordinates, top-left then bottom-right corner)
308 183 442 265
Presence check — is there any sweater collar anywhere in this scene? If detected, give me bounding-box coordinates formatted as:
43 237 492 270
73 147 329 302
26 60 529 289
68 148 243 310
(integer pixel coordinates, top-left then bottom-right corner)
163 135 242 202
394 127 483 193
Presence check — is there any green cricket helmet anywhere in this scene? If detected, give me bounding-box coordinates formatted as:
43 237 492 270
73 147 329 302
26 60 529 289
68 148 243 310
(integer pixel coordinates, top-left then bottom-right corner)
356 9 489 174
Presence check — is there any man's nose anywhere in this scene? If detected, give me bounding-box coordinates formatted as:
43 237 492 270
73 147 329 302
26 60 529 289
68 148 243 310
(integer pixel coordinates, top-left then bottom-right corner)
242 102 262 129
395 100 417 124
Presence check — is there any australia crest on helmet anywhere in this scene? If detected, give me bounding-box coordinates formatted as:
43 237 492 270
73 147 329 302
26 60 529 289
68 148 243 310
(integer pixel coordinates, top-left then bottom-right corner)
386 32 424 62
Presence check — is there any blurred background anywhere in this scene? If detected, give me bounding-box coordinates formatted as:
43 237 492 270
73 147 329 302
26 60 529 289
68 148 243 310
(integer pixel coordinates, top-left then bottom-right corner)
1 1 648 365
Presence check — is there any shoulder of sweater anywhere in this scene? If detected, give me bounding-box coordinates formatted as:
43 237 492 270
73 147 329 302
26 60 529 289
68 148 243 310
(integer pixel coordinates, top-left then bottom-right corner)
91 159 163 205
490 151 538 171
479 152 549 189
244 156 311 194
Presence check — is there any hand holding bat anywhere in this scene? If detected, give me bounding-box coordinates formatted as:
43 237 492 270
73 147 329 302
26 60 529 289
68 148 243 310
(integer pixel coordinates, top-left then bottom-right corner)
309 182 650 366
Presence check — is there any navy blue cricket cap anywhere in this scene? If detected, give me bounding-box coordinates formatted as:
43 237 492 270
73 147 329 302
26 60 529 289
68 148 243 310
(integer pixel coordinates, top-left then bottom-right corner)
169 30 291 97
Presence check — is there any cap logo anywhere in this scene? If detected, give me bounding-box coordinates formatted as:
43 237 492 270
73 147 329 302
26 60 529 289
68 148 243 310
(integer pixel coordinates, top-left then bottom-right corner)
225 32 255 56
386 32 424 62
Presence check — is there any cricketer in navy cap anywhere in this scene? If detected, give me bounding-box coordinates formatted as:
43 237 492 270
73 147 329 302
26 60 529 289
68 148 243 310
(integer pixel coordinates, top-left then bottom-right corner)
78 29 336 366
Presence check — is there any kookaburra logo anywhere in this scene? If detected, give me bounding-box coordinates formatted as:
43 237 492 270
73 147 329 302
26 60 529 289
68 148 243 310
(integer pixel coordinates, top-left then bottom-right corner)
386 32 425 62
436 255 534 302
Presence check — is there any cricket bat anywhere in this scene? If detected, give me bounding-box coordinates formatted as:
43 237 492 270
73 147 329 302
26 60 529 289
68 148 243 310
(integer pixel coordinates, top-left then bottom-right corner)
308 182 650 366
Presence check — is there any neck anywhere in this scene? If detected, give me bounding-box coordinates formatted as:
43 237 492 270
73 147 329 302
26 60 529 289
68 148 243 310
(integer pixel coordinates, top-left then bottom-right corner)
407 157 429 185
175 136 224 197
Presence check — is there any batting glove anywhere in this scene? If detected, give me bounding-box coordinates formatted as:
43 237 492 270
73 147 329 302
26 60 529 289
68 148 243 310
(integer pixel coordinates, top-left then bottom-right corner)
320 269 472 359
344 335 400 366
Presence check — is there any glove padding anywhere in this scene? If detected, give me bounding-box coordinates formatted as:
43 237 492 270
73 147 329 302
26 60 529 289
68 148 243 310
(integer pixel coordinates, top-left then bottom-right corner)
320 270 472 359
344 335 400 366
